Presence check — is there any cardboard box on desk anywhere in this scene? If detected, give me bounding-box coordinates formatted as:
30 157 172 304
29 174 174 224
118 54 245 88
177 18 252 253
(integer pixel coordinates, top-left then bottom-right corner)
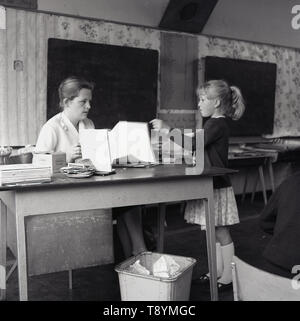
33 152 66 174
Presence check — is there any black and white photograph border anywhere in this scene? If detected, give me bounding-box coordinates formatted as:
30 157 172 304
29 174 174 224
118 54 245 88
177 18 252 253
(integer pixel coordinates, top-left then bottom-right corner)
0 0 300 309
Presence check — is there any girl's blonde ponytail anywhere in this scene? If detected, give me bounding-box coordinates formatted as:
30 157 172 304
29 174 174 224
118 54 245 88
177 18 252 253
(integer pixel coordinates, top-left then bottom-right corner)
230 86 245 120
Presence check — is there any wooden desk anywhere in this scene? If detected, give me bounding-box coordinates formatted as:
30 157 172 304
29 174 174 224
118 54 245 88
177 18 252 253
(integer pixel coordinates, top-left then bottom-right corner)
229 152 276 204
0 165 233 301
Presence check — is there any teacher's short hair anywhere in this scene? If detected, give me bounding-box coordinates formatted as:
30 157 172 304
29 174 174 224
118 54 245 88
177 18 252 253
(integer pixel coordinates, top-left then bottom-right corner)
58 76 94 109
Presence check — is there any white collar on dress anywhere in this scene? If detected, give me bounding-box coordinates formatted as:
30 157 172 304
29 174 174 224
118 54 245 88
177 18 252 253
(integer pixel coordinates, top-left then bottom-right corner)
60 112 86 132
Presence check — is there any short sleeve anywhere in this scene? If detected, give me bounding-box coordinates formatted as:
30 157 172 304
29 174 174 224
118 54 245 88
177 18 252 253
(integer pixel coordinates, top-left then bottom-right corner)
204 120 223 147
35 124 58 153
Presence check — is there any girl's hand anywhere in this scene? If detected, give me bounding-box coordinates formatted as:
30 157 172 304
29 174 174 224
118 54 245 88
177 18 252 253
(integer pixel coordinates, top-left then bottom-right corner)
150 119 171 131
71 143 82 161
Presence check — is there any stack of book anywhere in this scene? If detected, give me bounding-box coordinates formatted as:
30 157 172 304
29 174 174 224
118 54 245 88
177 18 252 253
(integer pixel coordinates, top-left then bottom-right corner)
0 164 52 186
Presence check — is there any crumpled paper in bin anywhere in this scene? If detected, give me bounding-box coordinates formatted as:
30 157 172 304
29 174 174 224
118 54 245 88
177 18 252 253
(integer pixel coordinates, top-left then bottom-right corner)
129 259 150 276
153 255 180 278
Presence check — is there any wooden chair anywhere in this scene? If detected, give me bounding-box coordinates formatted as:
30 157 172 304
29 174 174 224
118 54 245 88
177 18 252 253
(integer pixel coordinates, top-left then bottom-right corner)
231 255 300 301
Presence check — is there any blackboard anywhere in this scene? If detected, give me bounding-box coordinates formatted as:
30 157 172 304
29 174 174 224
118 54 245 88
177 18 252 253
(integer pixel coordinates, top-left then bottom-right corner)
47 38 159 129
204 56 277 137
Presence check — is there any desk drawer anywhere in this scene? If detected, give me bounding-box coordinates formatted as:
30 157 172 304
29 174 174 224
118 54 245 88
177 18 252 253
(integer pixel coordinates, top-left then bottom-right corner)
25 209 114 276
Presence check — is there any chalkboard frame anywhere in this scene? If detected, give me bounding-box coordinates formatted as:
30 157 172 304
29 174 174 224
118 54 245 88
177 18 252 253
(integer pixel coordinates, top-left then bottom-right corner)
47 38 159 130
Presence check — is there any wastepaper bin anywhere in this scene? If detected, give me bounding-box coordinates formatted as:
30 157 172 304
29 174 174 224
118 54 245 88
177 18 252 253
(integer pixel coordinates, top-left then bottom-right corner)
115 252 196 301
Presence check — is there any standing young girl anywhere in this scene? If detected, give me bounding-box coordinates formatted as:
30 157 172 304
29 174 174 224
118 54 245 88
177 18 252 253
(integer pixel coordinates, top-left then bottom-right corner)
151 79 245 290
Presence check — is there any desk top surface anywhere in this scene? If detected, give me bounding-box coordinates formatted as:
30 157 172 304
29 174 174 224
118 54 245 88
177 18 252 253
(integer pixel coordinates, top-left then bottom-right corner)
0 165 236 191
228 151 276 159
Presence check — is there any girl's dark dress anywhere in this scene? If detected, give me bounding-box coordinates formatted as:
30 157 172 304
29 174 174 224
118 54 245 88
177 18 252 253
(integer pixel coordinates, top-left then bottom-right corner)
184 117 239 228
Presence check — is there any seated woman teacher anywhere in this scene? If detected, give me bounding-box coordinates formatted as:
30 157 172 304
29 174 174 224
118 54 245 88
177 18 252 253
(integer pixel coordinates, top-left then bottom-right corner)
35 76 147 258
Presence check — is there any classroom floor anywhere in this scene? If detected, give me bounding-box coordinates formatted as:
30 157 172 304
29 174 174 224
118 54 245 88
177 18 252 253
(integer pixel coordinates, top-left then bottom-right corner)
5 193 270 301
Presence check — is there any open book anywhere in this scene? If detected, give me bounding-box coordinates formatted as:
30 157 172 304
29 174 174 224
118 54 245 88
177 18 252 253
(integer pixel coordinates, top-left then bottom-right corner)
80 121 157 172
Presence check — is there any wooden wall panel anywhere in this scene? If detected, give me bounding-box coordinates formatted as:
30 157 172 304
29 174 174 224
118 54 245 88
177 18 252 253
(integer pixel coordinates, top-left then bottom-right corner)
160 32 198 110
158 111 195 129
16 10 27 143
26 11 36 143
6 9 17 145
1 9 53 145
36 13 54 138
0 28 8 145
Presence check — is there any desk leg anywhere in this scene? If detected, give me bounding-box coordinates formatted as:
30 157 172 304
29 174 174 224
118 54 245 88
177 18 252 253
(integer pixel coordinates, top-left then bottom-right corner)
0 200 7 301
204 196 218 301
258 166 267 205
251 171 259 203
15 212 28 301
268 160 275 193
157 204 166 252
241 172 248 203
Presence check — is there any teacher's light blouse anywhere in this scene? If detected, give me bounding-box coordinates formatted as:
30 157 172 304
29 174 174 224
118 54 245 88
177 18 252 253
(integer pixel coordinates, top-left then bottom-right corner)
35 111 95 163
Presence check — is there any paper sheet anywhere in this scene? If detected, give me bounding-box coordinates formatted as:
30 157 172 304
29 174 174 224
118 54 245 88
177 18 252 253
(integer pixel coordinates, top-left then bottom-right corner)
80 129 112 172
129 259 150 276
153 255 180 278
109 121 156 164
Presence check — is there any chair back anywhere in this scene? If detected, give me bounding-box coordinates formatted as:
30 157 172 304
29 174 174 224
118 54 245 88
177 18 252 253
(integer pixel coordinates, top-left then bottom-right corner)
231 255 300 301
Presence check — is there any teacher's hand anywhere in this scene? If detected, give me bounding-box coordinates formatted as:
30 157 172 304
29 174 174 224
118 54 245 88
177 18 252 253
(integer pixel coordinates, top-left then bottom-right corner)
71 143 82 161
149 119 171 131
